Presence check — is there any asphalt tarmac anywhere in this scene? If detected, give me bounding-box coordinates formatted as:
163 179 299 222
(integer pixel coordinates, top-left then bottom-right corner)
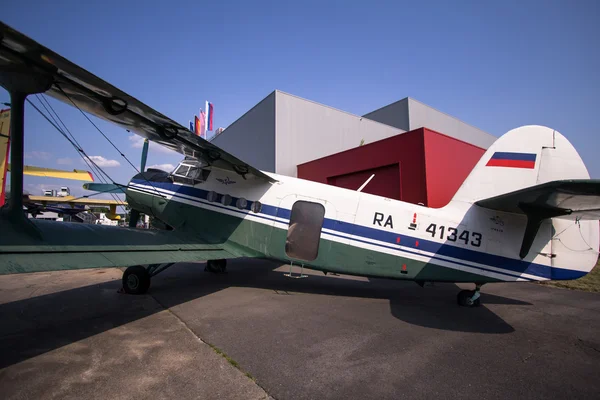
1 259 599 400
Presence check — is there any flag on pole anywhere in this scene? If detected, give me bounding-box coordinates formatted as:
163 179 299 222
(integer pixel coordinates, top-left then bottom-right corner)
207 102 214 131
189 120 194 132
199 110 206 138
204 101 209 132
194 116 201 136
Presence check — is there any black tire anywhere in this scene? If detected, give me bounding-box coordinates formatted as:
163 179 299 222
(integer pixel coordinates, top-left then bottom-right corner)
457 290 480 307
205 259 227 273
122 265 151 294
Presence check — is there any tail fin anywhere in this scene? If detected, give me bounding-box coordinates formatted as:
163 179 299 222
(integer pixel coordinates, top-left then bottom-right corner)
453 125 599 278
452 125 590 204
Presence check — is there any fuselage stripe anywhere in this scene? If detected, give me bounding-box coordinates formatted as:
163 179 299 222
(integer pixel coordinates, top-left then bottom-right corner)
129 180 585 281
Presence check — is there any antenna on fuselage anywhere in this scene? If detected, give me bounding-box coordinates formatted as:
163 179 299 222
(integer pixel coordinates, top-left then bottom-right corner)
357 174 375 192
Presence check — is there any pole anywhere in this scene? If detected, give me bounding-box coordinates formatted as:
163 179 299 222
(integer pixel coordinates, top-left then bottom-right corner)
7 91 25 217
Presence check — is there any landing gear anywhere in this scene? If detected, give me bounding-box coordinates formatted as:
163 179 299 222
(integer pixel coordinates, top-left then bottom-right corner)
121 263 176 294
205 259 227 274
457 284 483 307
122 265 150 294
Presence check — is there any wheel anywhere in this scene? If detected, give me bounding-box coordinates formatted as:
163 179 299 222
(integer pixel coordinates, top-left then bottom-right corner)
205 259 227 273
122 265 151 294
457 290 481 307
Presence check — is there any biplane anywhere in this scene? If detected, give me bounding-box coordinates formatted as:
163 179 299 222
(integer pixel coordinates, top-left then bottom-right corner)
0 21 598 307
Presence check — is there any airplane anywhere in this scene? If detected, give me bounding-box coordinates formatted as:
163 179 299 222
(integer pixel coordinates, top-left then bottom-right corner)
0 21 599 308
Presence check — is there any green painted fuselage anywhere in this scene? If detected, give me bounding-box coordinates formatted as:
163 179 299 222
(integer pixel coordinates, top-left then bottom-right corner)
125 168 529 284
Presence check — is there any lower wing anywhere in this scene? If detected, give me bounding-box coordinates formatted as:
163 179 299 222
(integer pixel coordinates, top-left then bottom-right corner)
0 218 239 274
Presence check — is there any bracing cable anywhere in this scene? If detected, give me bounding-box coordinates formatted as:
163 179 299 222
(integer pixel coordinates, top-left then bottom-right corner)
26 98 162 202
54 84 162 196
32 95 121 204
35 95 115 188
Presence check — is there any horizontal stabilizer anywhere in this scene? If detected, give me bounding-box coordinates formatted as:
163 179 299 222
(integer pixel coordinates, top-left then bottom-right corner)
83 182 127 194
476 179 600 220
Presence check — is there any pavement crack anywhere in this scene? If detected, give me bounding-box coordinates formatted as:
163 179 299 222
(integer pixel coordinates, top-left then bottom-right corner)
148 292 277 400
578 337 600 353
521 352 534 362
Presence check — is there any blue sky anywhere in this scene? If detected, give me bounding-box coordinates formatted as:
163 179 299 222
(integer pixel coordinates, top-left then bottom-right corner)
2 0 599 199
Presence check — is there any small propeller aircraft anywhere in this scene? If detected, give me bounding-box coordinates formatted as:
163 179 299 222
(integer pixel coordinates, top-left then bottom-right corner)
0 22 598 307
0 110 126 219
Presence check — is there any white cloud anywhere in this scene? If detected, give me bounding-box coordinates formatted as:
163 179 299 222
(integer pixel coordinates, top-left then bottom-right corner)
85 156 121 167
128 135 178 155
56 158 73 165
128 135 145 149
25 151 51 160
147 163 175 172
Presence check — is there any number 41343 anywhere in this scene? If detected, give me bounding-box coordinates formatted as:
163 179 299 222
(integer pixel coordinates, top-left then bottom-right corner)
425 223 482 247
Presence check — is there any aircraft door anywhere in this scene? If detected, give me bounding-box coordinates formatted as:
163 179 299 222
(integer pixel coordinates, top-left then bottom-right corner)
268 194 336 265
285 200 326 261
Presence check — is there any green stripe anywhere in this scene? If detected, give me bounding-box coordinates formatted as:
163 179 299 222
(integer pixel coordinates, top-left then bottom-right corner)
150 193 501 283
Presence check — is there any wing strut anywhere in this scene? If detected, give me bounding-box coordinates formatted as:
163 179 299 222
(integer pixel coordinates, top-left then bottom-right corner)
0 64 53 221
517 202 571 259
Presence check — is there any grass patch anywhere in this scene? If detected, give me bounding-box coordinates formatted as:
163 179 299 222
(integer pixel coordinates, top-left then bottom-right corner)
207 343 255 381
539 263 600 293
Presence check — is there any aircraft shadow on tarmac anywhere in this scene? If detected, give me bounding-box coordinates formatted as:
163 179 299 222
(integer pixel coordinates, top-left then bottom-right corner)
0 259 530 369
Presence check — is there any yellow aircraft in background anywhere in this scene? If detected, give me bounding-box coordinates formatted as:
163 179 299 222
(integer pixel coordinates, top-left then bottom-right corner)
0 108 126 219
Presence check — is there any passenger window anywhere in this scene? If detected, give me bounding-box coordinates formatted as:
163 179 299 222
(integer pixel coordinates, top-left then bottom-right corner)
285 201 325 261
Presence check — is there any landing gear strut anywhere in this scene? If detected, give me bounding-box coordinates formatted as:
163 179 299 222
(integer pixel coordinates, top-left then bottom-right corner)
121 263 176 294
205 259 227 274
457 284 483 307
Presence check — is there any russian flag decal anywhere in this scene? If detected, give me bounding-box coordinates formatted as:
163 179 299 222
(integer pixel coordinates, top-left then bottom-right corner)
486 152 537 169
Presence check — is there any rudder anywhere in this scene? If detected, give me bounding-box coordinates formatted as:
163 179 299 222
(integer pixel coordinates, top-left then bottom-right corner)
452 125 598 279
452 125 590 204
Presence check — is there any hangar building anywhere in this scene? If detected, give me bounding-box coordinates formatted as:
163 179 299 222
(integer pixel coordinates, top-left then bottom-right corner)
211 91 497 208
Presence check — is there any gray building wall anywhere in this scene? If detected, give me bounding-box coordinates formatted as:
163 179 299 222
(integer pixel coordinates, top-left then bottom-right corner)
363 97 496 149
212 91 497 178
211 92 276 172
275 91 405 177
406 98 496 149
362 98 410 131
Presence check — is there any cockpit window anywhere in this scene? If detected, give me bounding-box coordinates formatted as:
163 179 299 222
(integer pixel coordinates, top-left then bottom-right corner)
172 161 210 185
174 164 190 177
187 166 201 179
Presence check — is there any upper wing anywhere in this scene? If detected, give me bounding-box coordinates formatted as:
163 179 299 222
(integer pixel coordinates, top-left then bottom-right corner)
476 179 600 220
13 165 94 181
27 195 126 206
0 22 275 183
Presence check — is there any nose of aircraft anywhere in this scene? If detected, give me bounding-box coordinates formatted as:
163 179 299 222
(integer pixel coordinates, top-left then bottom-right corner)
126 170 170 215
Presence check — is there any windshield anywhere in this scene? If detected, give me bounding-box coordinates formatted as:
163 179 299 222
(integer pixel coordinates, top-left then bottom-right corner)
174 164 190 177
172 161 209 184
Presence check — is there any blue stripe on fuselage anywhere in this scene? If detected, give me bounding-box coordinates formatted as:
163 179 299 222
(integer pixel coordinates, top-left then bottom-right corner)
130 179 585 281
